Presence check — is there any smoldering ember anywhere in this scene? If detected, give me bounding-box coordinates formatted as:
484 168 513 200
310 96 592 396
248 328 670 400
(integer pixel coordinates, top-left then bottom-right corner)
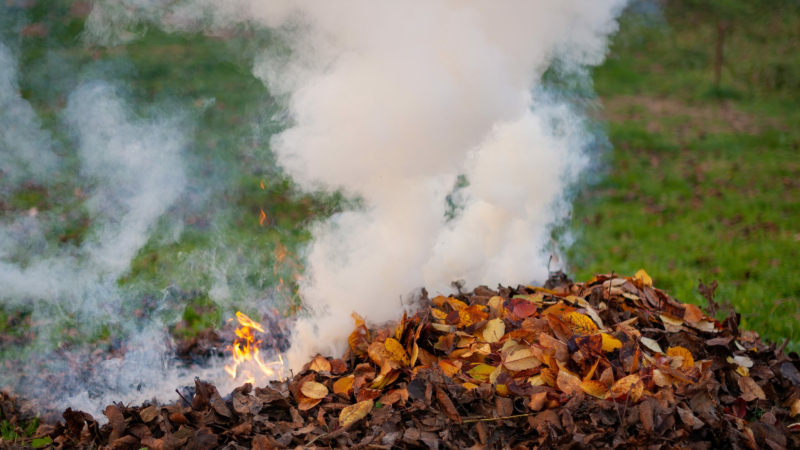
2 271 800 449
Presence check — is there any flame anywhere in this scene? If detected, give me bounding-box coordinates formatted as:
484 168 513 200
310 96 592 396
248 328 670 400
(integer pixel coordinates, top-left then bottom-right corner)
259 208 266 226
224 311 285 385
260 180 265 189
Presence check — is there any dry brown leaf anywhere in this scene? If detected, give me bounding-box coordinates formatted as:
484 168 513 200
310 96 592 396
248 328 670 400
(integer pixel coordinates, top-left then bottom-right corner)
502 345 541 371
653 369 673 387
738 376 766 401
610 374 644 402
309 355 332 373
556 369 582 396
301 381 329 399
435 386 462 423
483 318 505 343
348 313 370 357
683 304 704 323
530 392 548 411
339 399 373 428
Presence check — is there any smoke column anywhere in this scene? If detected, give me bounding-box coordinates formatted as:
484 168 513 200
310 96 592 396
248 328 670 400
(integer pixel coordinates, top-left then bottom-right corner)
185 1 628 367
83 0 630 371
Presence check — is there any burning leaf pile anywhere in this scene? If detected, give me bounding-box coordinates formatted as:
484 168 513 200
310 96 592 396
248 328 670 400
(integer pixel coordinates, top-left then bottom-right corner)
3 270 800 450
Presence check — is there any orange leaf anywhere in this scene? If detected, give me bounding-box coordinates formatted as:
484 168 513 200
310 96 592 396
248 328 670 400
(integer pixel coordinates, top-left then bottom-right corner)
666 346 695 371
297 396 322 411
339 400 373 428
333 376 354 396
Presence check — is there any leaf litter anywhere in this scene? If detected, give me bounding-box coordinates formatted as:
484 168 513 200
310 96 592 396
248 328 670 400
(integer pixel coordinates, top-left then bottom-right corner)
2 270 800 449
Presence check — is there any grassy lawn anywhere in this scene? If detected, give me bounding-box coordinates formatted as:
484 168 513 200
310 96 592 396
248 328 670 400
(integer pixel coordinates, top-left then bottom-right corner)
569 1 800 349
0 1 797 356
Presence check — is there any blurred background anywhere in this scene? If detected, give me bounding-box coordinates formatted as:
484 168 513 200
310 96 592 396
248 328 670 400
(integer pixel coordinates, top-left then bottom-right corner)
0 0 797 366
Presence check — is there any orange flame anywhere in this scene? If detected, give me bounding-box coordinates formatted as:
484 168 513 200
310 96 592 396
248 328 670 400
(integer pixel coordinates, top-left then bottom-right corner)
260 180 265 189
259 209 266 226
224 312 285 384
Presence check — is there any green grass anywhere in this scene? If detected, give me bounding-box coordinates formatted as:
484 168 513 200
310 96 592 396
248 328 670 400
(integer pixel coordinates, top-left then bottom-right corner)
569 1 800 349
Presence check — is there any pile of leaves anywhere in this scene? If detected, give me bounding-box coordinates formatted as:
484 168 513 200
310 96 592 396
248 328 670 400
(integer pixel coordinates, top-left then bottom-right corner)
2 270 800 450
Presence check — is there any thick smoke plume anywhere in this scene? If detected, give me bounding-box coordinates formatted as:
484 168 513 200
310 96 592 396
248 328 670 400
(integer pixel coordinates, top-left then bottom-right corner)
84 0 628 368
199 1 627 367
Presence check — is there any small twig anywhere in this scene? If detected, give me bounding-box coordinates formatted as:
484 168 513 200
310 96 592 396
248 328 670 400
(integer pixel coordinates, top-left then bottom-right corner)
175 389 196 411
462 413 536 423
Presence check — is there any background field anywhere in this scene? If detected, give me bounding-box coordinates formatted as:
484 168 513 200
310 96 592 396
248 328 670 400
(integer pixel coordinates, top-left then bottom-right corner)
0 0 798 353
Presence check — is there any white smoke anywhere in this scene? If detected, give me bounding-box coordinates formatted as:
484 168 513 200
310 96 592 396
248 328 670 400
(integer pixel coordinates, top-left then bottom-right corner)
215 1 627 367
0 42 58 186
0 40 196 414
80 1 629 371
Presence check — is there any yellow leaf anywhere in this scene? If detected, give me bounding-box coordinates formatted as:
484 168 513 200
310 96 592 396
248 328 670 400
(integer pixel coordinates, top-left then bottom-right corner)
431 308 448 321
580 380 609 399
384 338 410 366
563 312 598 335
483 319 505 343
309 355 332 373
339 400 373 428
495 384 509 396
333 376 354 396
300 381 329 399
410 342 419 367
601 333 622 352
666 346 695 371
634 269 653 287
446 297 468 310
610 374 644 402
462 383 479 390
297 397 322 411
660 314 684 327
557 369 582 396
467 364 496 381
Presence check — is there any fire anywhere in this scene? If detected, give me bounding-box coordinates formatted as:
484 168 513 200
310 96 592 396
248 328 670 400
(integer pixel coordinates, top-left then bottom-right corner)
224 311 285 384
259 208 266 226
